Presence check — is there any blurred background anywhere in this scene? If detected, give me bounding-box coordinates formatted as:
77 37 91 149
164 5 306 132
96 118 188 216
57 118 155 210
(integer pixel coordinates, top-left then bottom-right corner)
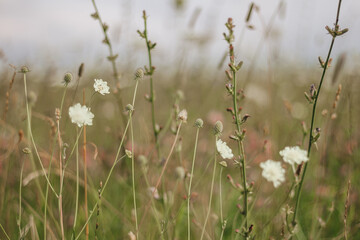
1 0 360 81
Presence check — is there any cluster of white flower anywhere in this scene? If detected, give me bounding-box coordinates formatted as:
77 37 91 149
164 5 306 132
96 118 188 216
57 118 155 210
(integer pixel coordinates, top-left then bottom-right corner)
260 160 285 188
216 139 234 159
260 145 308 188
94 79 110 95
279 146 309 166
68 103 94 127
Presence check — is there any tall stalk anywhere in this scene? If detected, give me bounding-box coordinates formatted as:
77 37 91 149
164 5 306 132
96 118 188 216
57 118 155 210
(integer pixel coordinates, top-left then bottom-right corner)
90 0 126 127
138 10 161 159
224 18 249 237
292 0 347 226
187 119 203 240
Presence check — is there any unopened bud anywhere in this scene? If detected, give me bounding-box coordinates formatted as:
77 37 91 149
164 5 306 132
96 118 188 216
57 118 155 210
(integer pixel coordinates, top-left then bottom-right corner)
63 72 73 85
194 118 204 128
214 121 223 136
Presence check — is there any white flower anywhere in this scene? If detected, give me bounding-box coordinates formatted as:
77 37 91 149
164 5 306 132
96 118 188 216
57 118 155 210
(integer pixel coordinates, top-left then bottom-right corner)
279 146 309 166
178 109 188 122
68 103 94 127
93 79 110 95
260 159 285 188
216 139 234 159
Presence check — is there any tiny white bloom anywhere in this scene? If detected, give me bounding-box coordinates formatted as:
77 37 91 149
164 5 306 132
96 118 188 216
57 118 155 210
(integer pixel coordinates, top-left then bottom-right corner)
260 159 285 188
93 79 110 95
216 139 234 159
279 146 309 166
178 109 188 122
68 103 94 127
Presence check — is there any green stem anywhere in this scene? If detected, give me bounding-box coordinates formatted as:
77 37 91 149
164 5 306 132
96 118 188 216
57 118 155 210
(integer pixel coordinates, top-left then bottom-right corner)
0 222 10 240
44 85 68 239
18 158 25 239
23 73 59 198
130 113 139 239
200 136 218 240
187 128 200 240
232 69 248 235
72 128 80 237
219 167 226 240
143 13 161 159
292 0 343 225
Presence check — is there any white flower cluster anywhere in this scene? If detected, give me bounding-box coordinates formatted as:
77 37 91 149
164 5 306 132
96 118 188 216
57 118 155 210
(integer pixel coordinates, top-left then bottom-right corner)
69 103 94 127
93 79 110 95
279 146 309 166
260 160 285 188
178 109 188 122
260 145 308 188
216 139 234 159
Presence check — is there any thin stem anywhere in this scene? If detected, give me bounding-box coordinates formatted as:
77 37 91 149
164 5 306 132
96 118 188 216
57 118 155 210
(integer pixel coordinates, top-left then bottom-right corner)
0 222 10 240
76 74 141 239
200 136 218 240
23 73 59 198
44 85 68 239
219 167 226 240
57 111 65 240
139 121 183 229
90 0 127 129
232 68 248 235
18 158 25 239
142 12 161 159
83 90 89 240
187 128 200 240
72 128 80 237
292 0 343 225
130 113 139 239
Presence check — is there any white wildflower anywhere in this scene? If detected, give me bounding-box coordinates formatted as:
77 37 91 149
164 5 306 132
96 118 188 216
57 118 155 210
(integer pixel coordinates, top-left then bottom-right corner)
260 159 285 188
216 139 234 159
178 109 188 122
93 79 110 95
68 103 94 127
280 146 309 166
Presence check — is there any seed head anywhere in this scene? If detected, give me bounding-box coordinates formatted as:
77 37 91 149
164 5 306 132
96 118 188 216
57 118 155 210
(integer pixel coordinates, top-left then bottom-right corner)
194 118 204 128
125 104 134 112
20 66 30 73
135 68 144 80
63 72 73 85
78 63 84 77
214 120 223 136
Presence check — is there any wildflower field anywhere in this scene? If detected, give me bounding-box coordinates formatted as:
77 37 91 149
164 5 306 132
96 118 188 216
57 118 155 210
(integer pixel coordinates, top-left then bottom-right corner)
0 0 359 239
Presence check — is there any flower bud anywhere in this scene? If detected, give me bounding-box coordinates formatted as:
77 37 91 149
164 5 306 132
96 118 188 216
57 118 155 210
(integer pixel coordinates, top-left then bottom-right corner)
135 68 144 80
63 72 73 85
20 66 30 73
214 121 223 136
194 118 203 128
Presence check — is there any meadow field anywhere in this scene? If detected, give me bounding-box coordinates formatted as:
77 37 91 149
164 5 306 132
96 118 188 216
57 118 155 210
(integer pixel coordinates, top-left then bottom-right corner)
0 0 359 239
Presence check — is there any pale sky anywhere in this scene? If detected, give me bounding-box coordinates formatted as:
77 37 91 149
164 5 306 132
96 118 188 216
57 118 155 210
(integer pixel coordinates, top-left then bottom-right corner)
0 0 359 75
